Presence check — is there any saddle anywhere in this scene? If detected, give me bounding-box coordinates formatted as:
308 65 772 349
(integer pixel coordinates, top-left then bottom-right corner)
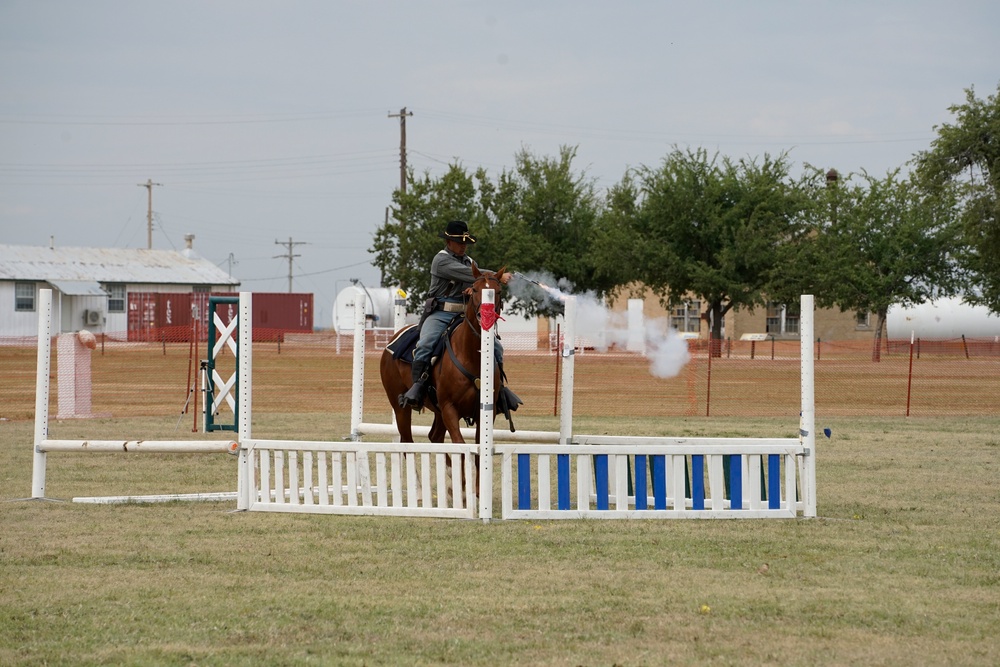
386 322 523 429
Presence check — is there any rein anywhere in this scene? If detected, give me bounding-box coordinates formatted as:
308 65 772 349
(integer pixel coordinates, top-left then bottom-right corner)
449 274 502 385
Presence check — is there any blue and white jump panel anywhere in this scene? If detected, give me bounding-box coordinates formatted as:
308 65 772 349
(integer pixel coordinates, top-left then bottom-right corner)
243 438 478 519
497 437 804 519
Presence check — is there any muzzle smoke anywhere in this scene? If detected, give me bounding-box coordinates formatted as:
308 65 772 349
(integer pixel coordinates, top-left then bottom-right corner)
510 272 690 378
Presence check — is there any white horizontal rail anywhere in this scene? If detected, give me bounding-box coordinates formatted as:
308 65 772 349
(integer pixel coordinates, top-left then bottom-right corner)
503 440 803 456
355 422 560 443
73 492 238 504
39 439 240 454
244 439 477 455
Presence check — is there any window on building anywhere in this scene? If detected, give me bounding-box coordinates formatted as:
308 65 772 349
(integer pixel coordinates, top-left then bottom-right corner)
856 310 871 328
766 302 800 335
671 300 701 333
15 282 36 312
106 284 125 313
193 285 210 293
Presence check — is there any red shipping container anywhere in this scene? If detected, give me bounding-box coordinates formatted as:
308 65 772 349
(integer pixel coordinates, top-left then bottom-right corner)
128 292 313 342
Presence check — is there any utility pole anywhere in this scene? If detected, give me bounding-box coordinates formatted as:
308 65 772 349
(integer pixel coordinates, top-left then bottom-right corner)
137 179 162 249
387 107 413 193
274 237 307 293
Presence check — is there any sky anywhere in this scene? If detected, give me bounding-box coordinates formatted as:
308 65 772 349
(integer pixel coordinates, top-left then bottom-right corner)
2 1 998 327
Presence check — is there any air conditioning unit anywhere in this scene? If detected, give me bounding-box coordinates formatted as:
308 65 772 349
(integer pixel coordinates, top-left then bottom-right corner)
85 310 102 326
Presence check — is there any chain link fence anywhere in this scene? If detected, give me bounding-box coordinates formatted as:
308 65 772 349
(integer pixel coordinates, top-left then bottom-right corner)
3 329 998 438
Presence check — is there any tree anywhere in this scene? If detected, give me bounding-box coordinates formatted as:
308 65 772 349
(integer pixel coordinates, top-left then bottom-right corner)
915 83 1000 312
813 169 962 360
625 148 809 346
371 146 604 316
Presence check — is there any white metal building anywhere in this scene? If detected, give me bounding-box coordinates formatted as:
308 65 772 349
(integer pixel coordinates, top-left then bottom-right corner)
0 240 239 338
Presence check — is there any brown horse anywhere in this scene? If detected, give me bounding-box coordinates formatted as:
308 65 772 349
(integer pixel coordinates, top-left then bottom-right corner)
379 264 507 446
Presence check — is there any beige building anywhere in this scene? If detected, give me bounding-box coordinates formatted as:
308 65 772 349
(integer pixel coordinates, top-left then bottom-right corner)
607 285 876 342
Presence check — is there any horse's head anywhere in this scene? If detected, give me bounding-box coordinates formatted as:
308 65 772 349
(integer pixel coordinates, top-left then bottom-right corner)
465 264 506 327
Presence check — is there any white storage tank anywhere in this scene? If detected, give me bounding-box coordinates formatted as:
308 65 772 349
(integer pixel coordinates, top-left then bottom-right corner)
332 286 406 334
886 297 1000 339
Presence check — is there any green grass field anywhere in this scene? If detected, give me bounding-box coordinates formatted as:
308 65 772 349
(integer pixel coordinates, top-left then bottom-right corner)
2 414 998 666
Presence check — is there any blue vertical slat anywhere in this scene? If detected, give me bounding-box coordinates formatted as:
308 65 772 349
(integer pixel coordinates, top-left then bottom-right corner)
652 455 667 510
634 455 648 510
730 455 743 510
557 454 570 510
594 454 609 510
691 454 705 510
768 454 781 510
517 453 531 510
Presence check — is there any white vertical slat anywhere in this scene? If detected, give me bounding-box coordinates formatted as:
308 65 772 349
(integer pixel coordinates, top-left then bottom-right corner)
421 453 432 508
259 449 271 503
376 453 388 507
450 454 463 510
738 455 749 508
709 454 724 511
538 454 551 511
289 451 300 505
748 455 761 511
332 453 343 506
391 452 403 508
317 453 329 505
358 453 373 507
405 452 417 508
302 452 314 505
465 452 477 513
346 452 358 506
671 455 687 511
436 453 447 509
615 455 628 510
786 453 798 513
501 452 513 517
274 451 285 504
576 454 590 511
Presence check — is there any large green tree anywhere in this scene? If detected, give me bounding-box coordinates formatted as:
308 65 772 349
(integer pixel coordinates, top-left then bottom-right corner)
371 146 604 315
813 169 962 360
611 148 809 344
915 83 1000 312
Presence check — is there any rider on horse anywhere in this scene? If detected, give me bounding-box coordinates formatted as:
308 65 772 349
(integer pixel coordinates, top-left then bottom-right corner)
399 220 514 409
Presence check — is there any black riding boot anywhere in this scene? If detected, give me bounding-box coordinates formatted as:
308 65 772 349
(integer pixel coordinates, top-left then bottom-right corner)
399 360 430 408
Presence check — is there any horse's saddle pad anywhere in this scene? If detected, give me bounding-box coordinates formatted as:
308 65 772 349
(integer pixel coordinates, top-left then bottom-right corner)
386 324 420 363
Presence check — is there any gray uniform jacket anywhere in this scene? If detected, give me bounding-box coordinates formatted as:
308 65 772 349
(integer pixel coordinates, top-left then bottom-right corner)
427 248 479 300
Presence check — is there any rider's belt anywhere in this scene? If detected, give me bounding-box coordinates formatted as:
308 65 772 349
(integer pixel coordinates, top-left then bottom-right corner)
438 301 464 313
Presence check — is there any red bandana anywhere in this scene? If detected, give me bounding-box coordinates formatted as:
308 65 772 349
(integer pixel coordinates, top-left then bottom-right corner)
480 302 504 331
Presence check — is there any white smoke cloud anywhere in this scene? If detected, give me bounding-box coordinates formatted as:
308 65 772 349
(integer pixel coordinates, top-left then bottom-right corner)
510 271 690 379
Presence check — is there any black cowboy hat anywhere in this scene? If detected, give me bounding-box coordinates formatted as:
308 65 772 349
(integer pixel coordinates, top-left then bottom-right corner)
439 220 477 244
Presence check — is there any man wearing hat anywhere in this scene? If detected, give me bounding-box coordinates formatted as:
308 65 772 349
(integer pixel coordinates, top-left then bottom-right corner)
400 220 513 408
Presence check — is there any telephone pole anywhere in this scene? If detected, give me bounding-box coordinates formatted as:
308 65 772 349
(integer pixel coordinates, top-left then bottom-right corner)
137 179 162 249
274 237 307 293
387 107 413 193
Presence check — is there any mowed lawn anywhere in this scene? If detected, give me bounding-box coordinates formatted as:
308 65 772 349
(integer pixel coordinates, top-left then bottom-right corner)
2 414 998 666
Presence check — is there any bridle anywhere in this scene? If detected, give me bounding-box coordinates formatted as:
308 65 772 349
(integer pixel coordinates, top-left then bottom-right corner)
462 273 503 337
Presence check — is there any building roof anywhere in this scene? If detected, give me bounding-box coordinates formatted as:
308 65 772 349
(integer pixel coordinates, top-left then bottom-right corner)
0 244 240 287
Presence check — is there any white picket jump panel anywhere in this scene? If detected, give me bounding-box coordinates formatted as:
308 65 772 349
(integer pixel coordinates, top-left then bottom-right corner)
496 439 804 520
244 439 478 518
